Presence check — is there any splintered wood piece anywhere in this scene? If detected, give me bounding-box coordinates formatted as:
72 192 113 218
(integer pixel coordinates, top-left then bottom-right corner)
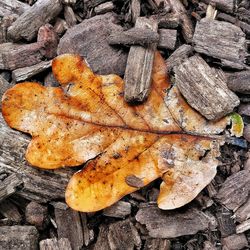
80 213 93 247
0 226 39 250
217 12 250 36
0 199 22 223
124 17 158 103
108 220 141 250
212 0 235 13
131 0 141 23
93 225 110 250
12 61 52 82
136 205 215 238
64 6 77 28
7 0 62 42
236 219 250 234
0 76 14 102
0 114 73 203
0 0 30 17
143 238 171 250
216 207 236 237
234 199 250 223
157 13 180 29
216 170 250 211
166 44 193 72
40 238 72 250
57 13 127 76
221 234 248 250
0 43 44 70
168 0 194 43
226 71 250 94
103 201 131 218
108 27 159 46
0 174 23 202
158 29 177 50
54 204 84 250
94 2 114 15
0 15 17 43
175 55 239 120
193 18 247 69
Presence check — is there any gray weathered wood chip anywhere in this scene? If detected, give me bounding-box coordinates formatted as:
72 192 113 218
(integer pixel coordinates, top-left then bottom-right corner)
175 55 239 120
124 17 158 103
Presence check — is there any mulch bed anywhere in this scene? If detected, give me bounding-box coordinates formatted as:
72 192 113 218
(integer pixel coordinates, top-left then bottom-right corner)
0 0 250 249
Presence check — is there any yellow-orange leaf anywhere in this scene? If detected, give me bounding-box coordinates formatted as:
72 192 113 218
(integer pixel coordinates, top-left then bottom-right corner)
1 52 236 212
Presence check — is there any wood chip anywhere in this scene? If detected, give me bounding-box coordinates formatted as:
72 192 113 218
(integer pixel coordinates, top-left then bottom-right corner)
94 1 114 15
0 174 23 202
236 219 250 234
0 15 17 43
103 201 131 218
217 12 250 36
12 61 52 82
8 0 62 42
216 207 236 237
125 175 144 188
175 55 239 120
0 226 39 250
80 213 93 247
221 234 248 250
243 124 250 142
212 0 235 13
158 29 177 50
0 199 22 223
0 0 30 17
64 6 77 28
108 27 159 46
234 198 250 223
39 238 72 250
131 0 140 23
157 13 180 29
25 201 48 230
168 0 194 43
226 71 250 94
193 18 247 69
108 220 141 250
136 205 216 238
166 44 193 72
216 170 250 211
54 203 84 250
124 17 158 103
57 13 127 76
239 104 250 116
93 225 110 250
143 238 171 250
0 43 44 70
12 61 51 82
0 75 14 101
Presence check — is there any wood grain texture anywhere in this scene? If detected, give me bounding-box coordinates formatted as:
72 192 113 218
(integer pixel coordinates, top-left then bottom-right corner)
57 13 127 76
0 0 30 17
39 238 72 250
0 226 39 250
108 27 159 46
124 17 158 103
175 55 240 120
193 18 247 69
7 0 62 41
12 61 52 82
166 44 193 72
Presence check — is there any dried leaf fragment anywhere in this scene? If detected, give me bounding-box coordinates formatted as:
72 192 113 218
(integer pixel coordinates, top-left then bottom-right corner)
1 52 239 212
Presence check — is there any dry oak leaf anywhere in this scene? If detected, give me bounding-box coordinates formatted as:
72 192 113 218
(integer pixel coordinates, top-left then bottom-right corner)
1 52 239 212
